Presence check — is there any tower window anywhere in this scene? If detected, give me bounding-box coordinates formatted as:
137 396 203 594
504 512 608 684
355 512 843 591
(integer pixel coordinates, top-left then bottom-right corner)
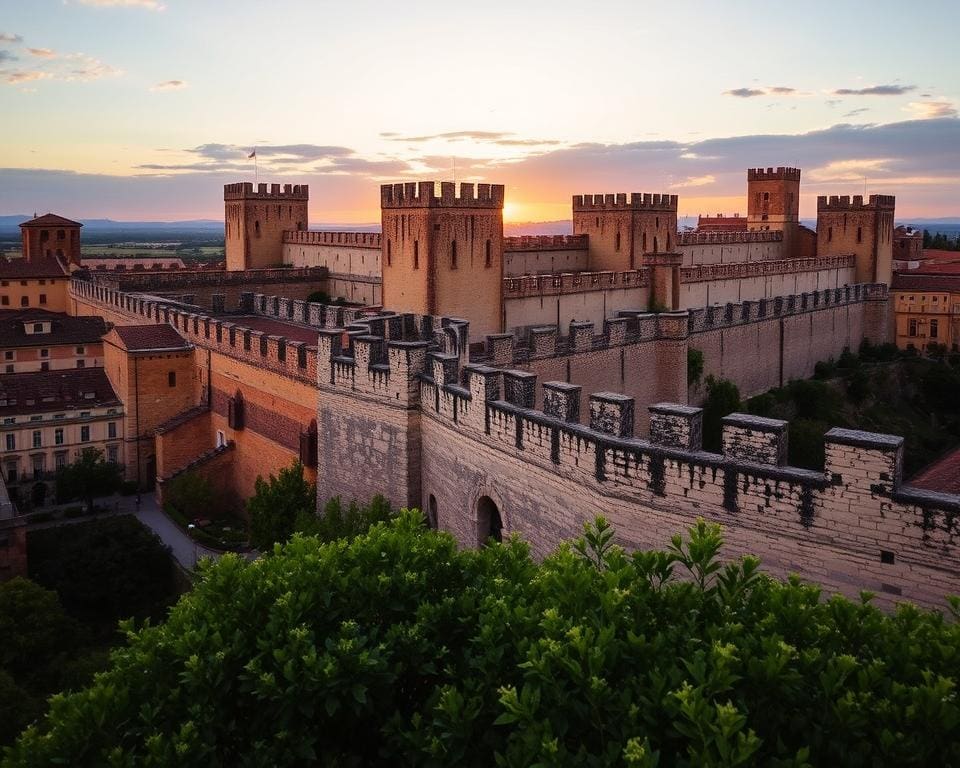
168 371 176 387
828 226 833 243
595 217 599 227
642 232 647 251
653 236 659 253
450 240 457 270
254 221 261 237
615 232 621 251
413 240 419 270
387 240 392 267
763 192 770 202
856 226 862 244
485 239 492 268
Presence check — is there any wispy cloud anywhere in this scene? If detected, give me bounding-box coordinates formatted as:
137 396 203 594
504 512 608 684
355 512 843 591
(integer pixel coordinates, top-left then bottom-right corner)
150 79 187 91
0 50 17 63
842 107 870 118
141 143 411 178
1 51 121 87
3 70 51 85
833 84 916 96
385 130 512 142
906 100 958 119
75 0 166 9
0 32 23 44
671 174 716 188
724 86 809 98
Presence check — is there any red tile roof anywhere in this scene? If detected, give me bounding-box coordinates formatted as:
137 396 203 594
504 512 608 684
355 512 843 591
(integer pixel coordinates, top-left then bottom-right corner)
110 324 190 352
0 256 69 279
0 367 120 417
19 213 83 228
909 446 960 495
891 273 960 292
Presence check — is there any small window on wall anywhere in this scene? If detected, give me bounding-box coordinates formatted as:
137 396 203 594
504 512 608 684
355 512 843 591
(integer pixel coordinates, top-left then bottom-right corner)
413 240 420 270
763 192 770 202
254 221 261 237
908 319 919 337
930 319 939 339
856 226 863 244
450 240 457 270
168 371 176 387
386 240 392 267
828 226 833 242
20 297 28 307
39 294 47 305
615 231 621 251
485 240 492 268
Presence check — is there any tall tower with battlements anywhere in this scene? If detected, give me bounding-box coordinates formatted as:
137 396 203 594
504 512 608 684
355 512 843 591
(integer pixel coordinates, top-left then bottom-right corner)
381 181 505 339
817 194 895 285
747 167 801 258
224 182 308 272
572 192 678 273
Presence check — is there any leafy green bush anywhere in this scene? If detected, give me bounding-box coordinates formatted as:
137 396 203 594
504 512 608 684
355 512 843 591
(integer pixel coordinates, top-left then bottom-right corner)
119 480 139 496
296 494 393 544
5 514 959 766
54 448 122 512
813 358 836 379
164 472 220 521
702 376 741 452
686 347 704 387
248 461 316 550
27 516 176 627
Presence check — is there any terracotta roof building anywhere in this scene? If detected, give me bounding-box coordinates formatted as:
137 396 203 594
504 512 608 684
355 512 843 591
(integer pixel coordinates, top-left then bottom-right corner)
110 324 191 352
909 447 960 495
0 368 125 505
0 309 107 374
18 213 82 267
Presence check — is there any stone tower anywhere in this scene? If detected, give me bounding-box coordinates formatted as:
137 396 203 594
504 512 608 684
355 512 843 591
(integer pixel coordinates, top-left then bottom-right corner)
572 192 678 272
380 181 505 339
816 194 896 285
19 213 82 267
224 182 308 272
747 167 801 259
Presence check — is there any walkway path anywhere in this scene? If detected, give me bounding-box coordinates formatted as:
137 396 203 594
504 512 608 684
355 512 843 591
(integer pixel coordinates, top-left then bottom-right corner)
132 493 222 569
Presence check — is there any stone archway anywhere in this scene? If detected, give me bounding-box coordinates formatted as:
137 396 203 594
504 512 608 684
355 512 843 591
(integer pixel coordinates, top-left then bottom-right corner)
476 495 503 545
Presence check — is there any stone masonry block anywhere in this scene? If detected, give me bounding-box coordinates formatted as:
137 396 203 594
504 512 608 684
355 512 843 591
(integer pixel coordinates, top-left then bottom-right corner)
722 413 788 465
649 403 703 451
590 392 635 438
543 381 582 422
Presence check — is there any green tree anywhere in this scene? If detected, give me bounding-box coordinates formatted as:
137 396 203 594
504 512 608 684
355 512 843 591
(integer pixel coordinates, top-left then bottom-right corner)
0 578 76 672
5 515 960 766
54 448 122 513
27 516 175 627
296 494 393 543
247 461 316 550
702 375 741 451
164 472 218 520
687 347 704 387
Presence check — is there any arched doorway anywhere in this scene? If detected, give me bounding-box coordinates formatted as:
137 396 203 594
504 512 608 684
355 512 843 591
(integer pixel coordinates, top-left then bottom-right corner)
476 495 502 545
427 494 438 530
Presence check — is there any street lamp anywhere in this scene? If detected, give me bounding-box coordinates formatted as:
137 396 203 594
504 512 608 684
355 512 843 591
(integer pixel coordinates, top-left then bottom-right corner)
186 523 198 568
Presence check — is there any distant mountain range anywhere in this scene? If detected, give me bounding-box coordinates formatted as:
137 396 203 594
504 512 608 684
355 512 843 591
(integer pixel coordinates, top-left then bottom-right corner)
2 215 959 241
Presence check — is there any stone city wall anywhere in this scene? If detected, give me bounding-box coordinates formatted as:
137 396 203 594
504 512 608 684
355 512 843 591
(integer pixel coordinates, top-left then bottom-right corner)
416 359 960 610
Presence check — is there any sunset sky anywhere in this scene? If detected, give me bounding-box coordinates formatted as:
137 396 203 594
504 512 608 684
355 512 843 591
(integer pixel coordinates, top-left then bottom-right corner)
1 0 959 224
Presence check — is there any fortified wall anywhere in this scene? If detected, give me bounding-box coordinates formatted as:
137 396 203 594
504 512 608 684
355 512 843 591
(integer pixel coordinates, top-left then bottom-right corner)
86 265 330 309
413 354 960 610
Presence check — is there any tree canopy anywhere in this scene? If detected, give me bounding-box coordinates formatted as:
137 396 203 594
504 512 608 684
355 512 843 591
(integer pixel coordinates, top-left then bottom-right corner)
54 447 122 512
4 513 959 767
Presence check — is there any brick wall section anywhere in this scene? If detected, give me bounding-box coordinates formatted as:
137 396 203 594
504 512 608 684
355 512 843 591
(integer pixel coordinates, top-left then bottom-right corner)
572 193 678 271
817 194 895 285
0 519 28 582
224 183 308 271
418 361 960 610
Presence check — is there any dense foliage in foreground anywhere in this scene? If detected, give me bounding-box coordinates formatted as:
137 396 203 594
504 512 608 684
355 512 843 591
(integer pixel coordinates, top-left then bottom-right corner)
5 514 959 767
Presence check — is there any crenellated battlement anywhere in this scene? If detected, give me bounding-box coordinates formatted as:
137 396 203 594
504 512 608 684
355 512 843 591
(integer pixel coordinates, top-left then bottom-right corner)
817 194 896 211
503 269 649 298
747 166 801 181
283 230 382 248
680 254 856 284
224 182 309 200
380 181 505 209
418 361 960 607
503 234 588 252
572 192 678 211
677 230 783 246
